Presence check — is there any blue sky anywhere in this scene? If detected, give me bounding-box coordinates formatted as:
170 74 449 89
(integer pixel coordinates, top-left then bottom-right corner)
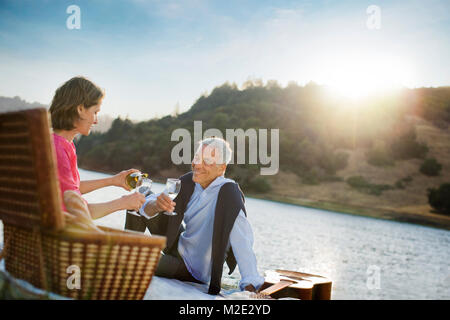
1 0 450 120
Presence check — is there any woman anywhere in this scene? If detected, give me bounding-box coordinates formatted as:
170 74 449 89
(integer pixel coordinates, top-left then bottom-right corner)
49 76 145 219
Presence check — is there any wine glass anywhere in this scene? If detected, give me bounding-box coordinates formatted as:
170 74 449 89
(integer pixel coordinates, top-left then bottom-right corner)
162 178 181 216
127 176 153 217
137 177 153 197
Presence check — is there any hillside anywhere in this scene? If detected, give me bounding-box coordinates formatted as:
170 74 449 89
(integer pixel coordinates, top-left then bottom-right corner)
0 96 46 111
262 116 450 229
73 82 450 229
2 82 449 229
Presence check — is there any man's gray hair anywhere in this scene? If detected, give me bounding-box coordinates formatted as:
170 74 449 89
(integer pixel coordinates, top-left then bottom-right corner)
197 137 233 165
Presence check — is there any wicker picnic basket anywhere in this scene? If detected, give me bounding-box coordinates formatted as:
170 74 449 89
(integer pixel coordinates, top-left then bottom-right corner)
0 108 166 299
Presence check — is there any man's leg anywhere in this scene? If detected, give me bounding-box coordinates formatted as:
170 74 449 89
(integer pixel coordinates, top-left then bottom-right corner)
126 216 202 284
124 211 147 232
155 250 203 284
154 252 184 278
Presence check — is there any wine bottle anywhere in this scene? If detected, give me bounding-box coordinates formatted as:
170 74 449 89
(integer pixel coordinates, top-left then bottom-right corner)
126 172 148 189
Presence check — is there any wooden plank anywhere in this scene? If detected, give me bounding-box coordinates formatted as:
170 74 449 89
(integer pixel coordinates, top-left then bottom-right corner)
261 270 332 300
276 269 332 300
260 280 295 296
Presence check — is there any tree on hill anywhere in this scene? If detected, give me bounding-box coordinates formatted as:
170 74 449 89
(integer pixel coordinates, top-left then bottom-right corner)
390 128 428 160
420 158 442 176
428 183 450 216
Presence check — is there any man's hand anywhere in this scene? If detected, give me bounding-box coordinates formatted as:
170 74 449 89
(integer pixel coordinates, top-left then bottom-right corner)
244 285 274 299
155 193 176 213
244 284 257 292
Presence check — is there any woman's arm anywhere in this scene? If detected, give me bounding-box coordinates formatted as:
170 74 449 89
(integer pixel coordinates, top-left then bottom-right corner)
80 168 139 194
80 177 113 194
87 192 146 219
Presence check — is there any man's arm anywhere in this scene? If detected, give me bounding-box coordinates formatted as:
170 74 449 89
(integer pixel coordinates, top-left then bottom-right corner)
140 192 176 218
229 210 265 292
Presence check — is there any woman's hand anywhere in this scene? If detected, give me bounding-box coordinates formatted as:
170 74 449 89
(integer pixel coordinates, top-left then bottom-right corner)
120 192 146 212
111 168 140 191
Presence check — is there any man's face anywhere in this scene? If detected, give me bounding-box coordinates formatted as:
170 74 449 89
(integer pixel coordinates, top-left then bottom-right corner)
191 145 226 189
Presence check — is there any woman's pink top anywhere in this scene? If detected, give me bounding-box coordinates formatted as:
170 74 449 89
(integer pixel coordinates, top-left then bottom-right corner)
52 133 81 210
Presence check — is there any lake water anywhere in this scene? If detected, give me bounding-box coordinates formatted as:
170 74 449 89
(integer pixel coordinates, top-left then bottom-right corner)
1 168 449 299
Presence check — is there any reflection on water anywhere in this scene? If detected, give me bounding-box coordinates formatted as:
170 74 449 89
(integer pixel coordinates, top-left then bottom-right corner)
246 198 450 299
1 169 449 299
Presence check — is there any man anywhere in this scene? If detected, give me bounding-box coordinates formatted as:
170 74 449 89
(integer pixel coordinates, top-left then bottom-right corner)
125 137 264 295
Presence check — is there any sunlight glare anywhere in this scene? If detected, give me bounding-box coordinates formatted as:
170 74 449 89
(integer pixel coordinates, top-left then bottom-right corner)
317 53 414 100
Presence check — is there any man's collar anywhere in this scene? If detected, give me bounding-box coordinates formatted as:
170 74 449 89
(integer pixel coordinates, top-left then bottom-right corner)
195 175 231 192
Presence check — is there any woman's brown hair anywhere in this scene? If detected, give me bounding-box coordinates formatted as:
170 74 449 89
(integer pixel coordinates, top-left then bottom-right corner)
49 77 104 130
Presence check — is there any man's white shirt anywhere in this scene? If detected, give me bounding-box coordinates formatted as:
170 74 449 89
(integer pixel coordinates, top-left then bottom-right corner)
140 176 264 290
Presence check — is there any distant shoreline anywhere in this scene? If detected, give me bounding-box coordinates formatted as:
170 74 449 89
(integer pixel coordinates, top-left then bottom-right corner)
247 193 450 231
79 166 450 231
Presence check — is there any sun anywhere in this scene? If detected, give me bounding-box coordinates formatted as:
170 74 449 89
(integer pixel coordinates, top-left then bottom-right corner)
316 52 414 100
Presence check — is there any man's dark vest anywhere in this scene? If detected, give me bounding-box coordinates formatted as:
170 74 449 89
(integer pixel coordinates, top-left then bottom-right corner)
146 172 247 295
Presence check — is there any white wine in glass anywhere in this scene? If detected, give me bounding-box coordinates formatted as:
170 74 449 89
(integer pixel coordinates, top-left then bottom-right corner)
127 177 153 218
137 177 153 197
162 178 181 216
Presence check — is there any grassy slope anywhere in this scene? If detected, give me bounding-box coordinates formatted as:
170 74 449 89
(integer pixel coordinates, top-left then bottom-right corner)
256 116 450 230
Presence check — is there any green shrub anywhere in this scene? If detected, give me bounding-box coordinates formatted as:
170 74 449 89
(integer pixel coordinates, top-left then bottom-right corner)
390 129 428 160
247 176 272 193
367 140 394 167
428 183 450 215
402 175 413 183
420 158 442 176
334 151 349 171
367 148 395 167
395 180 405 189
347 176 369 189
346 176 394 196
301 167 323 185
395 176 413 189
